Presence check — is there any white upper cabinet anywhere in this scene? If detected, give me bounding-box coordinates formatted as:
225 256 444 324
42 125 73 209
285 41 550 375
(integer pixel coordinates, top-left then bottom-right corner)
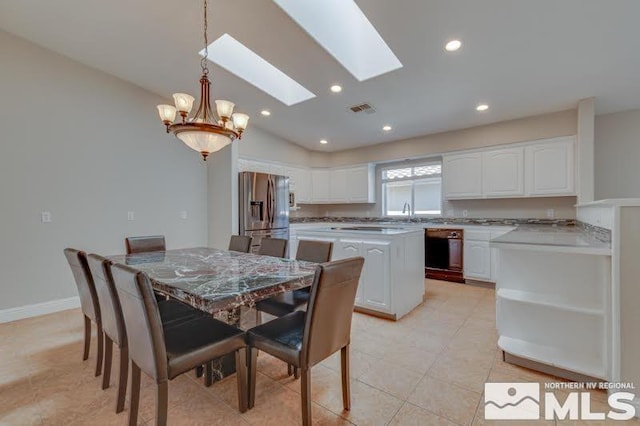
525 137 575 196
443 153 483 199
285 166 311 204
311 170 331 203
329 169 349 203
269 164 286 177
482 147 524 197
346 165 375 203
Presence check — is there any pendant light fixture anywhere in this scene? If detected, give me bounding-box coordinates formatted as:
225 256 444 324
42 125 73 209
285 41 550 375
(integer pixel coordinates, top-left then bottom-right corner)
156 0 249 161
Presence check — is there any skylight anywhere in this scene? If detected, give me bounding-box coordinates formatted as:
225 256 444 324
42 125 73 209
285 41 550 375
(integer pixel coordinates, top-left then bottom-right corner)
200 34 316 106
273 0 403 82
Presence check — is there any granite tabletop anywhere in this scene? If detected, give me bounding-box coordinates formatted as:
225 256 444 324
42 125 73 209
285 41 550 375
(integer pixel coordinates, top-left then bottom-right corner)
108 247 318 315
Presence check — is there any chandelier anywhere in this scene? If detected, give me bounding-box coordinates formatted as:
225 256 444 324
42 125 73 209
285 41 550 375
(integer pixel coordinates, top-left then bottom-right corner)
156 0 249 161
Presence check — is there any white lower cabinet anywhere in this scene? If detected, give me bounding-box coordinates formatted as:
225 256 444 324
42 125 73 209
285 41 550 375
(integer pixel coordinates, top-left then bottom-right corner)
464 240 491 280
296 228 424 319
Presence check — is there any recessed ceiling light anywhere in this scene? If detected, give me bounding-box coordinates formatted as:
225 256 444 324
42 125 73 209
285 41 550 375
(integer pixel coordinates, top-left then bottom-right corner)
445 39 462 52
273 0 403 81
261 110 271 116
476 104 489 112
320 139 328 144
330 85 343 93
201 34 316 106
382 125 392 131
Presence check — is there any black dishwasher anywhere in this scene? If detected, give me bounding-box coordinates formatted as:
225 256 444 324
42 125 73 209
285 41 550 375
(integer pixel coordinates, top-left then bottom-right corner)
425 229 464 282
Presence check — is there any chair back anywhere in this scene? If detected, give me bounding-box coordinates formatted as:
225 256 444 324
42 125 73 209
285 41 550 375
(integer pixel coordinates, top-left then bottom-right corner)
87 254 126 347
301 257 364 368
125 235 166 254
111 263 168 382
258 238 288 258
296 240 333 263
228 235 252 253
64 248 100 323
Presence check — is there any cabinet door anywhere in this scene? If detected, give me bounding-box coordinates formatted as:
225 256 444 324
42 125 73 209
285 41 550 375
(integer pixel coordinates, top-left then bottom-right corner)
238 159 249 172
269 164 286 177
332 239 365 305
482 148 524 197
329 169 349 203
296 168 312 203
525 137 575 196
443 153 483 199
245 160 271 174
347 166 374 203
463 240 491 280
311 170 330 203
362 241 391 311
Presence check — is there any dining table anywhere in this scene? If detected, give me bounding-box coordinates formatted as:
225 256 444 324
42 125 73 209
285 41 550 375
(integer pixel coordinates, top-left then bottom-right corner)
107 246 318 380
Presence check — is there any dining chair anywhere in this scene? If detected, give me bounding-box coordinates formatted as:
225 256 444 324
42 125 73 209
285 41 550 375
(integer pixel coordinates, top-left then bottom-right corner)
228 235 252 253
64 248 103 377
254 240 333 377
111 263 248 425
257 238 288 258
87 254 205 413
247 257 365 426
125 235 166 254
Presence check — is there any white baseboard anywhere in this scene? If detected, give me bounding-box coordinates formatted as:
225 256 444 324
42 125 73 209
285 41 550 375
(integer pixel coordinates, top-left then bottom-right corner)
0 296 80 324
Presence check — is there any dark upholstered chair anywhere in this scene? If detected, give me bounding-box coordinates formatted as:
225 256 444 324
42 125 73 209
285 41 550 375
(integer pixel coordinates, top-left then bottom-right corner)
247 257 364 426
125 235 166 254
64 248 103 377
257 238 288 258
228 235 252 253
111 264 248 425
87 255 204 413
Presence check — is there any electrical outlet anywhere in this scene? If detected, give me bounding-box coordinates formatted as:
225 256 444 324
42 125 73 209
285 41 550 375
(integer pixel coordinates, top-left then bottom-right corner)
41 211 52 223
546 209 555 219
462 209 468 217
447 209 455 217
127 211 135 221
180 210 188 220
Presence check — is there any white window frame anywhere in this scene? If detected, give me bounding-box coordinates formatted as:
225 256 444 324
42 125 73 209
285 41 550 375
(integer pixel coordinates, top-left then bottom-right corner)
381 160 442 217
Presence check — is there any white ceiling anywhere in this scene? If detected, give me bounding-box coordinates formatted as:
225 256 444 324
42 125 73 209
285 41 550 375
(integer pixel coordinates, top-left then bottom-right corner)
1 0 639 152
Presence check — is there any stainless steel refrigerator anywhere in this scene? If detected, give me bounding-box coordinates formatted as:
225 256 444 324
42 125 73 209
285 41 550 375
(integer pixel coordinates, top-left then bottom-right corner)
239 171 289 254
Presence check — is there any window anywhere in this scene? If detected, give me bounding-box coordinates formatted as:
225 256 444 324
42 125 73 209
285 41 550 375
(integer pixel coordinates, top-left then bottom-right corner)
382 161 442 216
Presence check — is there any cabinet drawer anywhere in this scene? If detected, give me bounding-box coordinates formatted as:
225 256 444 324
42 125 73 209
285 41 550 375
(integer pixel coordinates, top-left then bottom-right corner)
465 230 491 241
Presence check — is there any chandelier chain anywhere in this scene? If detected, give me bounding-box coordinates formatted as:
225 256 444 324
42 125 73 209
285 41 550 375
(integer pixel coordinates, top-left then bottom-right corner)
201 0 209 75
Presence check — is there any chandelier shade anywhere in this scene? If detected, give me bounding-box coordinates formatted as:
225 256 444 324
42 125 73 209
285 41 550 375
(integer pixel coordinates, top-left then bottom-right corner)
156 0 249 160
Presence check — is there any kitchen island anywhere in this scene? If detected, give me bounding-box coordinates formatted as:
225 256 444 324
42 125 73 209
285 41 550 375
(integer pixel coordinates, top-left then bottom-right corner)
293 226 425 320
491 226 612 381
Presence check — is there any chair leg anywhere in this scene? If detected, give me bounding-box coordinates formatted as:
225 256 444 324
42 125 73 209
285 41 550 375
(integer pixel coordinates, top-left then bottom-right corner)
255 309 262 326
341 345 351 411
95 324 104 377
294 367 300 379
102 336 113 389
205 361 213 387
195 365 204 378
287 364 293 376
248 347 258 409
116 346 128 414
82 316 91 361
129 361 141 426
301 368 312 426
156 381 168 426
235 349 248 413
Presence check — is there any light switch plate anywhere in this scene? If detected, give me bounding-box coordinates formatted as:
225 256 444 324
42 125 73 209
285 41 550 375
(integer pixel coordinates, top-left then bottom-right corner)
127 211 135 221
180 210 188 220
41 211 52 223
546 209 555 219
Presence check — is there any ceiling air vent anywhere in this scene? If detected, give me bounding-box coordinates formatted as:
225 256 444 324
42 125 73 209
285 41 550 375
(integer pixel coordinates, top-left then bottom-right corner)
349 102 376 114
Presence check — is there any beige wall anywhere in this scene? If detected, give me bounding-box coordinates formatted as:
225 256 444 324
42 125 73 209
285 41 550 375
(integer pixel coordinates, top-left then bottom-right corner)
325 109 577 167
0 30 208 310
238 126 311 166
308 109 578 219
595 109 640 199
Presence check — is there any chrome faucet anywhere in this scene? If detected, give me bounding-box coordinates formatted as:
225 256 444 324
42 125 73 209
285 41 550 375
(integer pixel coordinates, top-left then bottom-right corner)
402 202 412 217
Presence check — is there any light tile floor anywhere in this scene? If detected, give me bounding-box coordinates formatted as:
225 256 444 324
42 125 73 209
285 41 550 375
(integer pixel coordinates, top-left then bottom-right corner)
1 279 638 425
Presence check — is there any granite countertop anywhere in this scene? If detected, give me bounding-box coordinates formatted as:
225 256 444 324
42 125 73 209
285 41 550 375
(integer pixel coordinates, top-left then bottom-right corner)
490 226 611 255
299 226 422 235
108 247 317 314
